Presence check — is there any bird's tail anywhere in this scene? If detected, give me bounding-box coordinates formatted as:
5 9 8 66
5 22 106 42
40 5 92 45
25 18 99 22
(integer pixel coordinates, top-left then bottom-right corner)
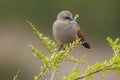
77 30 91 49
80 38 91 49
82 41 91 49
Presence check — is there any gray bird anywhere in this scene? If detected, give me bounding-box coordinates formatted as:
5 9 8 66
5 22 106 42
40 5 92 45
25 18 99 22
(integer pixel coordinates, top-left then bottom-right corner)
53 10 91 51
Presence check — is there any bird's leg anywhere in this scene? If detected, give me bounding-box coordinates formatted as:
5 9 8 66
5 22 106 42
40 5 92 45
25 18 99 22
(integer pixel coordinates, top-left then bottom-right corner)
58 44 64 51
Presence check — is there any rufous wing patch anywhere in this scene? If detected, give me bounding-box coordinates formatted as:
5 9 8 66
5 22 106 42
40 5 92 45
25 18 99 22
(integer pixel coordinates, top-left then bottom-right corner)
77 30 84 39
77 30 91 49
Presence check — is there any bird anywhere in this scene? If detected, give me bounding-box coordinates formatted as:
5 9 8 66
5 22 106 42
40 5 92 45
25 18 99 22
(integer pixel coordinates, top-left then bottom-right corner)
52 10 91 51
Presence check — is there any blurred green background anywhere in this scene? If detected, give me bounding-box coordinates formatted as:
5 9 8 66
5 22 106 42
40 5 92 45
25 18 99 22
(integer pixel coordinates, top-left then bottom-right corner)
0 0 120 80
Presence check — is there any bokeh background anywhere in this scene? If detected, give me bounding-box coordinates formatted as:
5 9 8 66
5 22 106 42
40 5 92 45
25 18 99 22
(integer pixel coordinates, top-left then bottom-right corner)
0 0 120 80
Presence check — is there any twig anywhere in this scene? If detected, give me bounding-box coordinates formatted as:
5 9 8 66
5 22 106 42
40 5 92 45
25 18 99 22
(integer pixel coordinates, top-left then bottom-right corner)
74 62 119 80
13 70 20 80
26 20 52 54
37 64 48 80
50 70 55 80
36 48 71 80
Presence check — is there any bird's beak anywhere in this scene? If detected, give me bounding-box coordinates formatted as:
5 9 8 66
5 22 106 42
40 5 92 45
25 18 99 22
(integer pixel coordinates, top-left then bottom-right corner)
69 17 74 21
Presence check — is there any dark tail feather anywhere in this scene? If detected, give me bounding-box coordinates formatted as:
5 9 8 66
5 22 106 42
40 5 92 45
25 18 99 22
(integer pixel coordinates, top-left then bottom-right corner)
82 41 91 49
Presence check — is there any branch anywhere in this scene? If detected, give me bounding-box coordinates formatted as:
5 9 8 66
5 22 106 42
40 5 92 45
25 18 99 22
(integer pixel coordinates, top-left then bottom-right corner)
74 62 119 80
26 20 53 54
37 64 48 80
50 70 55 80
13 70 20 80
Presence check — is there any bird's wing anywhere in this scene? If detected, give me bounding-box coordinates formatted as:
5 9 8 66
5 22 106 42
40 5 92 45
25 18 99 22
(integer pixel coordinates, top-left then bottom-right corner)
72 21 84 39
73 21 91 49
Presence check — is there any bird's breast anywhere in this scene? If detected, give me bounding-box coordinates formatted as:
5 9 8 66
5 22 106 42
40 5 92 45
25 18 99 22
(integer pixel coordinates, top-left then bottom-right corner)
53 21 78 44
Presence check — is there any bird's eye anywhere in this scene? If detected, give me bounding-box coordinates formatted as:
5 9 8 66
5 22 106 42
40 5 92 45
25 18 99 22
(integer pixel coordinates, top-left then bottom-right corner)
65 17 70 19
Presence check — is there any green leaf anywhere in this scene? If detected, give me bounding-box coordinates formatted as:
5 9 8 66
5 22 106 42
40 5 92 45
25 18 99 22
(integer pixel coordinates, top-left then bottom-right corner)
100 72 105 78
29 45 49 63
63 77 68 80
74 14 79 21
106 37 114 46
114 38 120 45
34 76 38 80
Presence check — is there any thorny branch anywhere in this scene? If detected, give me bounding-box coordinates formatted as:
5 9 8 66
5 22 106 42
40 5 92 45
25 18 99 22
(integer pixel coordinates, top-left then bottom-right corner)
74 62 119 80
37 64 48 80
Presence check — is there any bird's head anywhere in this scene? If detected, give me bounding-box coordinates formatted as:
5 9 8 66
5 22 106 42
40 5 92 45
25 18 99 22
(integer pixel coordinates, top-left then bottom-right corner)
57 10 74 21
